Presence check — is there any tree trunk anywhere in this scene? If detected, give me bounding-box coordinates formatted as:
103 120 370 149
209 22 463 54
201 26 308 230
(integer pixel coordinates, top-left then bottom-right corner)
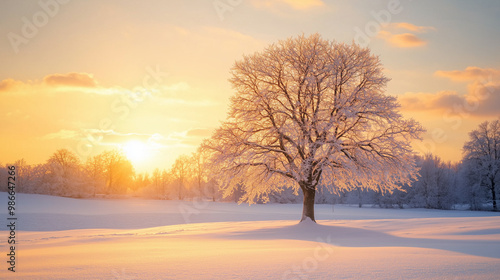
491 178 497 211
357 187 363 208
300 185 316 223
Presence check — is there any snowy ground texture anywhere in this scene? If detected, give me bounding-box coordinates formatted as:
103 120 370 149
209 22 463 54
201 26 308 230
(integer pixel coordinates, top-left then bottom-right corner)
1 193 500 279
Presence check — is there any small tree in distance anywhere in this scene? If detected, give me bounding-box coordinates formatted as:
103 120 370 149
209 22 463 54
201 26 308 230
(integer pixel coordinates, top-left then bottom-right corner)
204 34 424 223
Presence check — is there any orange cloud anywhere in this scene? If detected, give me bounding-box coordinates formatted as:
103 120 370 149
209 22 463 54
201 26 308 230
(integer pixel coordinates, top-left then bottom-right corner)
378 31 427 48
399 91 462 111
399 83 500 116
378 22 435 48
435 66 500 82
43 72 98 88
0 78 27 92
388 22 436 33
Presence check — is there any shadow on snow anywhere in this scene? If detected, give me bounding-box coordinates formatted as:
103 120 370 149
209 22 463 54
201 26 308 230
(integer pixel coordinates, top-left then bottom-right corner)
216 221 500 259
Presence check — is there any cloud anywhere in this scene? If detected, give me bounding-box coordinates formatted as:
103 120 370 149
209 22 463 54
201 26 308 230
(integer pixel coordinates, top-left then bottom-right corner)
399 91 463 111
82 129 154 142
378 31 427 48
0 72 192 101
0 78 25 92
435 66 500 82
378 22 435 48
42 129 81 140
251 0 324 10
387 22 436 33
43 72 98 88
0 73 100 95
399 82 500 117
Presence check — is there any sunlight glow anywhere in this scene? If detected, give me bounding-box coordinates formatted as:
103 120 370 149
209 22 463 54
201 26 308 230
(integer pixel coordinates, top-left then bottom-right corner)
122 140 151 165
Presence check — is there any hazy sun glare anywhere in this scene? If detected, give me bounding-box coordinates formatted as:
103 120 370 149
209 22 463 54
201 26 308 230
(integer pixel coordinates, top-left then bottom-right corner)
122 140 151 166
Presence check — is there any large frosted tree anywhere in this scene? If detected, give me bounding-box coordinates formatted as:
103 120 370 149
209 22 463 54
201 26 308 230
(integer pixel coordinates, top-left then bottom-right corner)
204 34 424 222
463 119 500 211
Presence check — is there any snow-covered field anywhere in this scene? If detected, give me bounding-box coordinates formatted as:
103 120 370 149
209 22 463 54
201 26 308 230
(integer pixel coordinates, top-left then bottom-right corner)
1 193 500 279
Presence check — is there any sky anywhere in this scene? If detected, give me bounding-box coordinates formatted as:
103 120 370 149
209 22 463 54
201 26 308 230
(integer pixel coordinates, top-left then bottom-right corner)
1 0 499 173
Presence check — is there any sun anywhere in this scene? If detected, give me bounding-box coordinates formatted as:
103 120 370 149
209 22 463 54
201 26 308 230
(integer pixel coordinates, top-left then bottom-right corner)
122 140 151 165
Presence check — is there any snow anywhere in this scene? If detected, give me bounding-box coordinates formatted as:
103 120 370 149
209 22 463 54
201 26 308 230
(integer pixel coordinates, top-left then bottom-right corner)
1 193 500 279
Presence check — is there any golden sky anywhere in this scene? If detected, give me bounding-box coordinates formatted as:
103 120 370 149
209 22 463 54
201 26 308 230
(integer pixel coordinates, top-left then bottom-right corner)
1 0 499 173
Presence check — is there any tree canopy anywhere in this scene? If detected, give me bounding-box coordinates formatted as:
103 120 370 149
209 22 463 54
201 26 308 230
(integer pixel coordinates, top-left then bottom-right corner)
204 34 425 222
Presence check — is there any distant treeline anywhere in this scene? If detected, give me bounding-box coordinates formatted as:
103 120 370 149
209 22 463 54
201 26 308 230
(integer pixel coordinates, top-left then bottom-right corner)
0 150 496 211
2 119 500 211
0 148 222 202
